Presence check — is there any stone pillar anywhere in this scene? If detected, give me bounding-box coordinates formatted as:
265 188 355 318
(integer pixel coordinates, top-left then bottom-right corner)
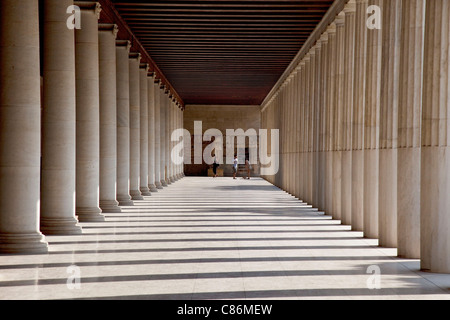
116 40 133 205
0 0 49 253
154 82 163 189
75 2 104 222
147 74 158 192
379 0 401 248
139 63 151 196
312 40 323 208
160 88 168 187
420 0 450 273
332 13 345 221
397 0 424 259
341 0 356 226
40 0 82 234
351 0 368 232
166 97 173 184
307 48 316 205
318 32 329 212
129 52 143 200
363 0 382 239
98 23 121 213
325 23 336 216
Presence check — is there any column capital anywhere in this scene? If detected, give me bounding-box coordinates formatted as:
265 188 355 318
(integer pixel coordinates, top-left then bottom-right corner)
327 22 337 35
116 39 131 52
74 1 102 19
140 63 150 72
99 23 119 39
129 52 141 62
344 0 357 14
336 11 346 26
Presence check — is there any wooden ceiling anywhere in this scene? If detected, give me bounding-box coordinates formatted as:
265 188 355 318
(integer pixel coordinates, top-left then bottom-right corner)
110 0 334 105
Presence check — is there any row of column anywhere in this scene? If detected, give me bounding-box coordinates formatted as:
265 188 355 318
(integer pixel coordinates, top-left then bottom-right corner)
0 0 184 254
261 0 450 273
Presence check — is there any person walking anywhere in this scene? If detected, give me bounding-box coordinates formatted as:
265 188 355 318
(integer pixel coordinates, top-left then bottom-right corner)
212 153 219 178
233 155 238 179
245 158 251 179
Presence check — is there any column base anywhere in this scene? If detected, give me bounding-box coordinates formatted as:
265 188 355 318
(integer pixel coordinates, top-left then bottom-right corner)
130 189 144 200
161 180 168 187
100 200 122 213
140 186 152 196
148 184 158 192
40 217 82 235
76 207 105 222
117 194 134 206
155 181 163 189
0 233 48 254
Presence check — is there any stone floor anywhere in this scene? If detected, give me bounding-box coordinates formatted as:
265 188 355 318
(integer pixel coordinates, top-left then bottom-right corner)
1 176 450 300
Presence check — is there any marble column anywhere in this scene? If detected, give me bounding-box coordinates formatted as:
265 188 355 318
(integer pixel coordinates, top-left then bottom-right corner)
116 40 134 205
0 0 49 253
297 62 306 201
325 23 336 216
154 82 163 189
420 0 450 273
40 0 82 234
139 63 151 196
160 88 168 187
312 40 323 208
147 74 158 192
341 0 356 226
318 32 329 212
129 52 143 200
98 23 121 213
307 48 317 205
167 98 174 184
332 13 345 221
363 0 382 239
74 2 104 222
379 0 401 248
351 0 368 232
397 0 424 259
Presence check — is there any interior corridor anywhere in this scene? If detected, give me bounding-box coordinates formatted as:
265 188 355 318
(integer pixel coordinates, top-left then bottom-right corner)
1 177 449 300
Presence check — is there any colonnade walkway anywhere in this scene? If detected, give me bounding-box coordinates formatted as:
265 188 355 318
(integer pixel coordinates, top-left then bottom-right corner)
0 177 449 300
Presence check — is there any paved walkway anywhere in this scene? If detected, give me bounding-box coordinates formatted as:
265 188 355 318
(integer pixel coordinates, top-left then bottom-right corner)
1 177 450 300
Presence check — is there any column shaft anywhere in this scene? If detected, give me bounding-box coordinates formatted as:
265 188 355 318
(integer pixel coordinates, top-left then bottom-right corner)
129 53 143 200
148 75 158 192
139 64 151 196
116 40 133 205
397 0 424 259
379 0 401 248
420 0 450 273
352 0 368 232
41 0 82 234
98 23 121 213
75 2 104 222
0 0 48 253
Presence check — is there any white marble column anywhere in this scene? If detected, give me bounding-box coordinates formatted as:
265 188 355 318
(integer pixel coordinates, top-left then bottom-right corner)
325 23 336 216
116 40 134 205
160 88 168 187
147 74 158 192
75 2 104 222
318 32 329 212
0 0 48 253
341 0 356 226
351 0 368 232
379 0 401 248
332 13 345 221
98 23 121 213
129 52 143 200
139 63 151 196
154 81 163 189
40 0 82 234
307 48 317 205
420 0 450 273
312 41 323 208
397 0 424 259
363 0 382 239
